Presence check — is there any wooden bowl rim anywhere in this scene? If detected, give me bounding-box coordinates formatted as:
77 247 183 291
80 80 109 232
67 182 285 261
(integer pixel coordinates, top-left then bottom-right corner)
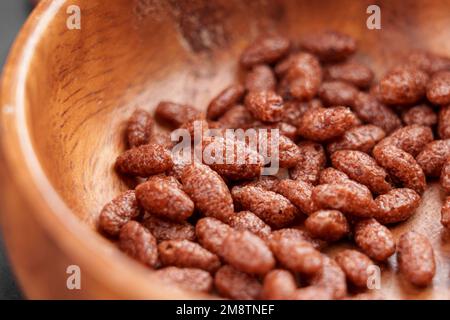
0 0 208 299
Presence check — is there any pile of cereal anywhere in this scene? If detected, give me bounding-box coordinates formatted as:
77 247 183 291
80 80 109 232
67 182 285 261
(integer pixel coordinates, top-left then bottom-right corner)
98 30 450 299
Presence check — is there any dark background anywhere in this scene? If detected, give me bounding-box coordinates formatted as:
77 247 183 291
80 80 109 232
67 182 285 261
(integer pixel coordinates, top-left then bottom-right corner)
0 0 34 300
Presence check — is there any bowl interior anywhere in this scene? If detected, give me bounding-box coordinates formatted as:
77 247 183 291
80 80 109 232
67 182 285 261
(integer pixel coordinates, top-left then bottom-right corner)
18 0 450 298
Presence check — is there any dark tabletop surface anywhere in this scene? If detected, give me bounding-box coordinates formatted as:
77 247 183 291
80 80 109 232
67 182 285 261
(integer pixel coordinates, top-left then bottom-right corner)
0 0 34 300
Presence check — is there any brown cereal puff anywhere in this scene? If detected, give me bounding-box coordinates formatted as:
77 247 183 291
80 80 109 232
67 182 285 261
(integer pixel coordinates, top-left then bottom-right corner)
217 105 256 129
99 190 140 236
297 107 358 142
115 143 173 177
331 150 392 194
119 221 158 268
289 141 326 185
229 211 272 240
416 139 450 177
276 52 322 101
269 234 323 276
244 175 280 191
142 215 196 242
155 267 213 293
401 105 437 127
406 50 450 74
427 71 450 105
354 218 396 261
318 81 359 107
440 158 450 193
376 125 433 157
244 90 284 122
304 210 350 242
207 85 246 120
318 167 350 185
378 67 429 105
222 230 275 275
334 249 375 288
126 109 154 148
158 240 221 273
290 286 333 300
301 30 356 62
148 131 174 149
181 163 234 222
374 188 420 224
261 269 297 300
203 136 263 180
270 228 324 250
274 135 302 168
310 256 347 299
373 144 426 194
441 196 450 229
438 105 450 139
327 125 386 154
281 99 323 126
231 185 298 228
155 101 201 128
195 217 233 255
352 92 401 134
312 183 375 218
325 61 374 88
245 64 277 92
136 175 194 222
214 265 262 300
397 231 436 287
240 35 290 68
272 179 318 215
257 122 298 141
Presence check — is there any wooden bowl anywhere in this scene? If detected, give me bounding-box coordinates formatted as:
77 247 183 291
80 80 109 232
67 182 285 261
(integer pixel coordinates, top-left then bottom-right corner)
1 0 450 299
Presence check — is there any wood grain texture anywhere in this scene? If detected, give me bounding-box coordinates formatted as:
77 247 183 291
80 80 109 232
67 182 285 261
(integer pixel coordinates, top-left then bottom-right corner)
0 0 449 299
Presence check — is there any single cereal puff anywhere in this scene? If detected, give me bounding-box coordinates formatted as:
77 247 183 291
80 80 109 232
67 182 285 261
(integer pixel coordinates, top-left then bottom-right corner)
222 230 275 275
406 50 450 74
207 84 246 120
297 107 358 142
325 61 374 88
181 163 234 222
441 196 450 229
375 125 433 157
245 64 277 92
281 99 323 126
99 190 140 236
309 256 347 299
304 210 350 242
272 179 318 215
318 81 359 107
217 104 256 129
142 215 196 242
401 104 437 127
301 30 356 62
354 218 396 261
240 35 290 67
214 265 262 300
228 211 272 240
270 228 324 250
231 185 298 228
158 240 221 273
289 141 326 185
331 150 392 194
115 143 173 177
261 269 297 300
195 217 233 255
155 101 201 128
416 139 450 177
373 144 426 194
352 92 401 134
318 167 350 185
155 266 213 293
438 105 450 139
327 125 386 154
397 231 436 287
334 249 375 288
374 188 420 224
127 109 154 148
136 175 194 222
119 221 158 267
426 71 450 105
245 90 284 122
440 158 450 193
378 67 429 105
